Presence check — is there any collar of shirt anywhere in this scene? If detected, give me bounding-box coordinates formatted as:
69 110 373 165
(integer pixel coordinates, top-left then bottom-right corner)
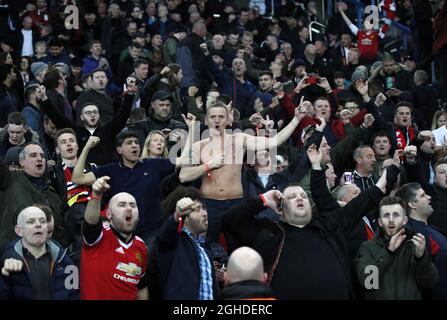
111 224 134 244
183 228 206 247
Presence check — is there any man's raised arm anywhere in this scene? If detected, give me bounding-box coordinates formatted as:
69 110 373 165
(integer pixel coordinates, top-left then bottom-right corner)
72 136 99 186
243 97 308 151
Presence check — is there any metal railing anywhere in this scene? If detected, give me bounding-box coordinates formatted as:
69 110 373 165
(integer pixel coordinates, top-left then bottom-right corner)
309 21 327 42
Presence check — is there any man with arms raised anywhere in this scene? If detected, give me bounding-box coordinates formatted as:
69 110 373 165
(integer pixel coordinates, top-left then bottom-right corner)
179 100 308 244
80 176 148 300
356 195 438 299
223 144 399 299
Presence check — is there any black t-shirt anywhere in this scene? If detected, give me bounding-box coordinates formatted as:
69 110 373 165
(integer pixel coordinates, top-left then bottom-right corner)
270 223 349 300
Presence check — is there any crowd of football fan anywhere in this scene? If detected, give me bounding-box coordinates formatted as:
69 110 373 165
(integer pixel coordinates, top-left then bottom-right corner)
0 0 447 300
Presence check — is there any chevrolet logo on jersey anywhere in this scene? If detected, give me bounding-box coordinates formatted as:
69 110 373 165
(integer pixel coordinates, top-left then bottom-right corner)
116 262 142 276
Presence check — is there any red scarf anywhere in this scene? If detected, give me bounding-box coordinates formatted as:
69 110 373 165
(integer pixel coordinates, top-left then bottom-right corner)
395 126 415 150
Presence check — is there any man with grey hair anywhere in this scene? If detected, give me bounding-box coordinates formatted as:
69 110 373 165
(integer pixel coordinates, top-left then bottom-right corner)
219 246 274 299
0 206 78 299
0 143 62 247
352 145 378 191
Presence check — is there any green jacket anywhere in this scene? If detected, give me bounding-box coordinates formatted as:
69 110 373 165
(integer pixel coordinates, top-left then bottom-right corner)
163 37 178 65
0 165 63 247
355 235 439 300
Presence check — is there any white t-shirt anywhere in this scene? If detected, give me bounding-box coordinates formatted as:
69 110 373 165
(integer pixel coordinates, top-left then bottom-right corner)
433 125 447 146
21 29 34 56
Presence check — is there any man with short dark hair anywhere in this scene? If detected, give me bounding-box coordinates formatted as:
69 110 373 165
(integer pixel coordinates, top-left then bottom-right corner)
72 115 195 243
40 78 135 165
371 131 393 178
44 69 73 122
147 186 220 300
428 159 447 236
52 129 93 261
42 38 71 66
356 195 439 299
22 84 45 138
76 69 114 125
0 64 19 127
82 40 113 80
0 112 38 158
129 90 187 147
115 43 143 85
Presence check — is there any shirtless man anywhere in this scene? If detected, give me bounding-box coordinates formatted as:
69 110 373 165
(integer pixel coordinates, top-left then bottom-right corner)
179 100 307 244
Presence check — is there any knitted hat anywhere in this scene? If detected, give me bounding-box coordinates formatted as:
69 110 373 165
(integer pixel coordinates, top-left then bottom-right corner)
31 62 48 78
4 146 23 166
351 70 367 83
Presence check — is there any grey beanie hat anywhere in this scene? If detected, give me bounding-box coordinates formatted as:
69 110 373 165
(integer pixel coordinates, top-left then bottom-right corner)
31 62 48 78
351 70 367 83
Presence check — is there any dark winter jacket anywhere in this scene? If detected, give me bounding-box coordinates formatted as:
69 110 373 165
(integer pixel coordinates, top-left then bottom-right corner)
147 216 220 300
219 280 276 300
41 93 133 165
355 231 439 300
0 238 79 300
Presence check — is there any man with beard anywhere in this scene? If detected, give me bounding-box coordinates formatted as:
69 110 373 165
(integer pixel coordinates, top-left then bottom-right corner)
75 69 114 125
129 90 187 148
140 64 184 121
404 131 436 185
147 186 219 300
355 195 438 299
80 176 148 300
396 182 447 299
39 77 135 165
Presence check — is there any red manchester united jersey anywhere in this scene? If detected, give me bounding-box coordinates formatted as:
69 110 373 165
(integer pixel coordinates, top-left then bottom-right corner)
80 224 147 300
357 30 379 61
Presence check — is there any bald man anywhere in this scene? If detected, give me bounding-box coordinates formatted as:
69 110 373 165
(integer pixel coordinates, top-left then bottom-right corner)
80 176 148 300
219 247 275 300
0 206 78 299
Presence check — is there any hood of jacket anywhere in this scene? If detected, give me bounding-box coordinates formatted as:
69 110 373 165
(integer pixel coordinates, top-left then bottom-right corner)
12 238 67 264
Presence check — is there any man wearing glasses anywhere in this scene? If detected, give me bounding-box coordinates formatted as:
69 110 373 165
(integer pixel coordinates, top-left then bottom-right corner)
38 77 137 165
